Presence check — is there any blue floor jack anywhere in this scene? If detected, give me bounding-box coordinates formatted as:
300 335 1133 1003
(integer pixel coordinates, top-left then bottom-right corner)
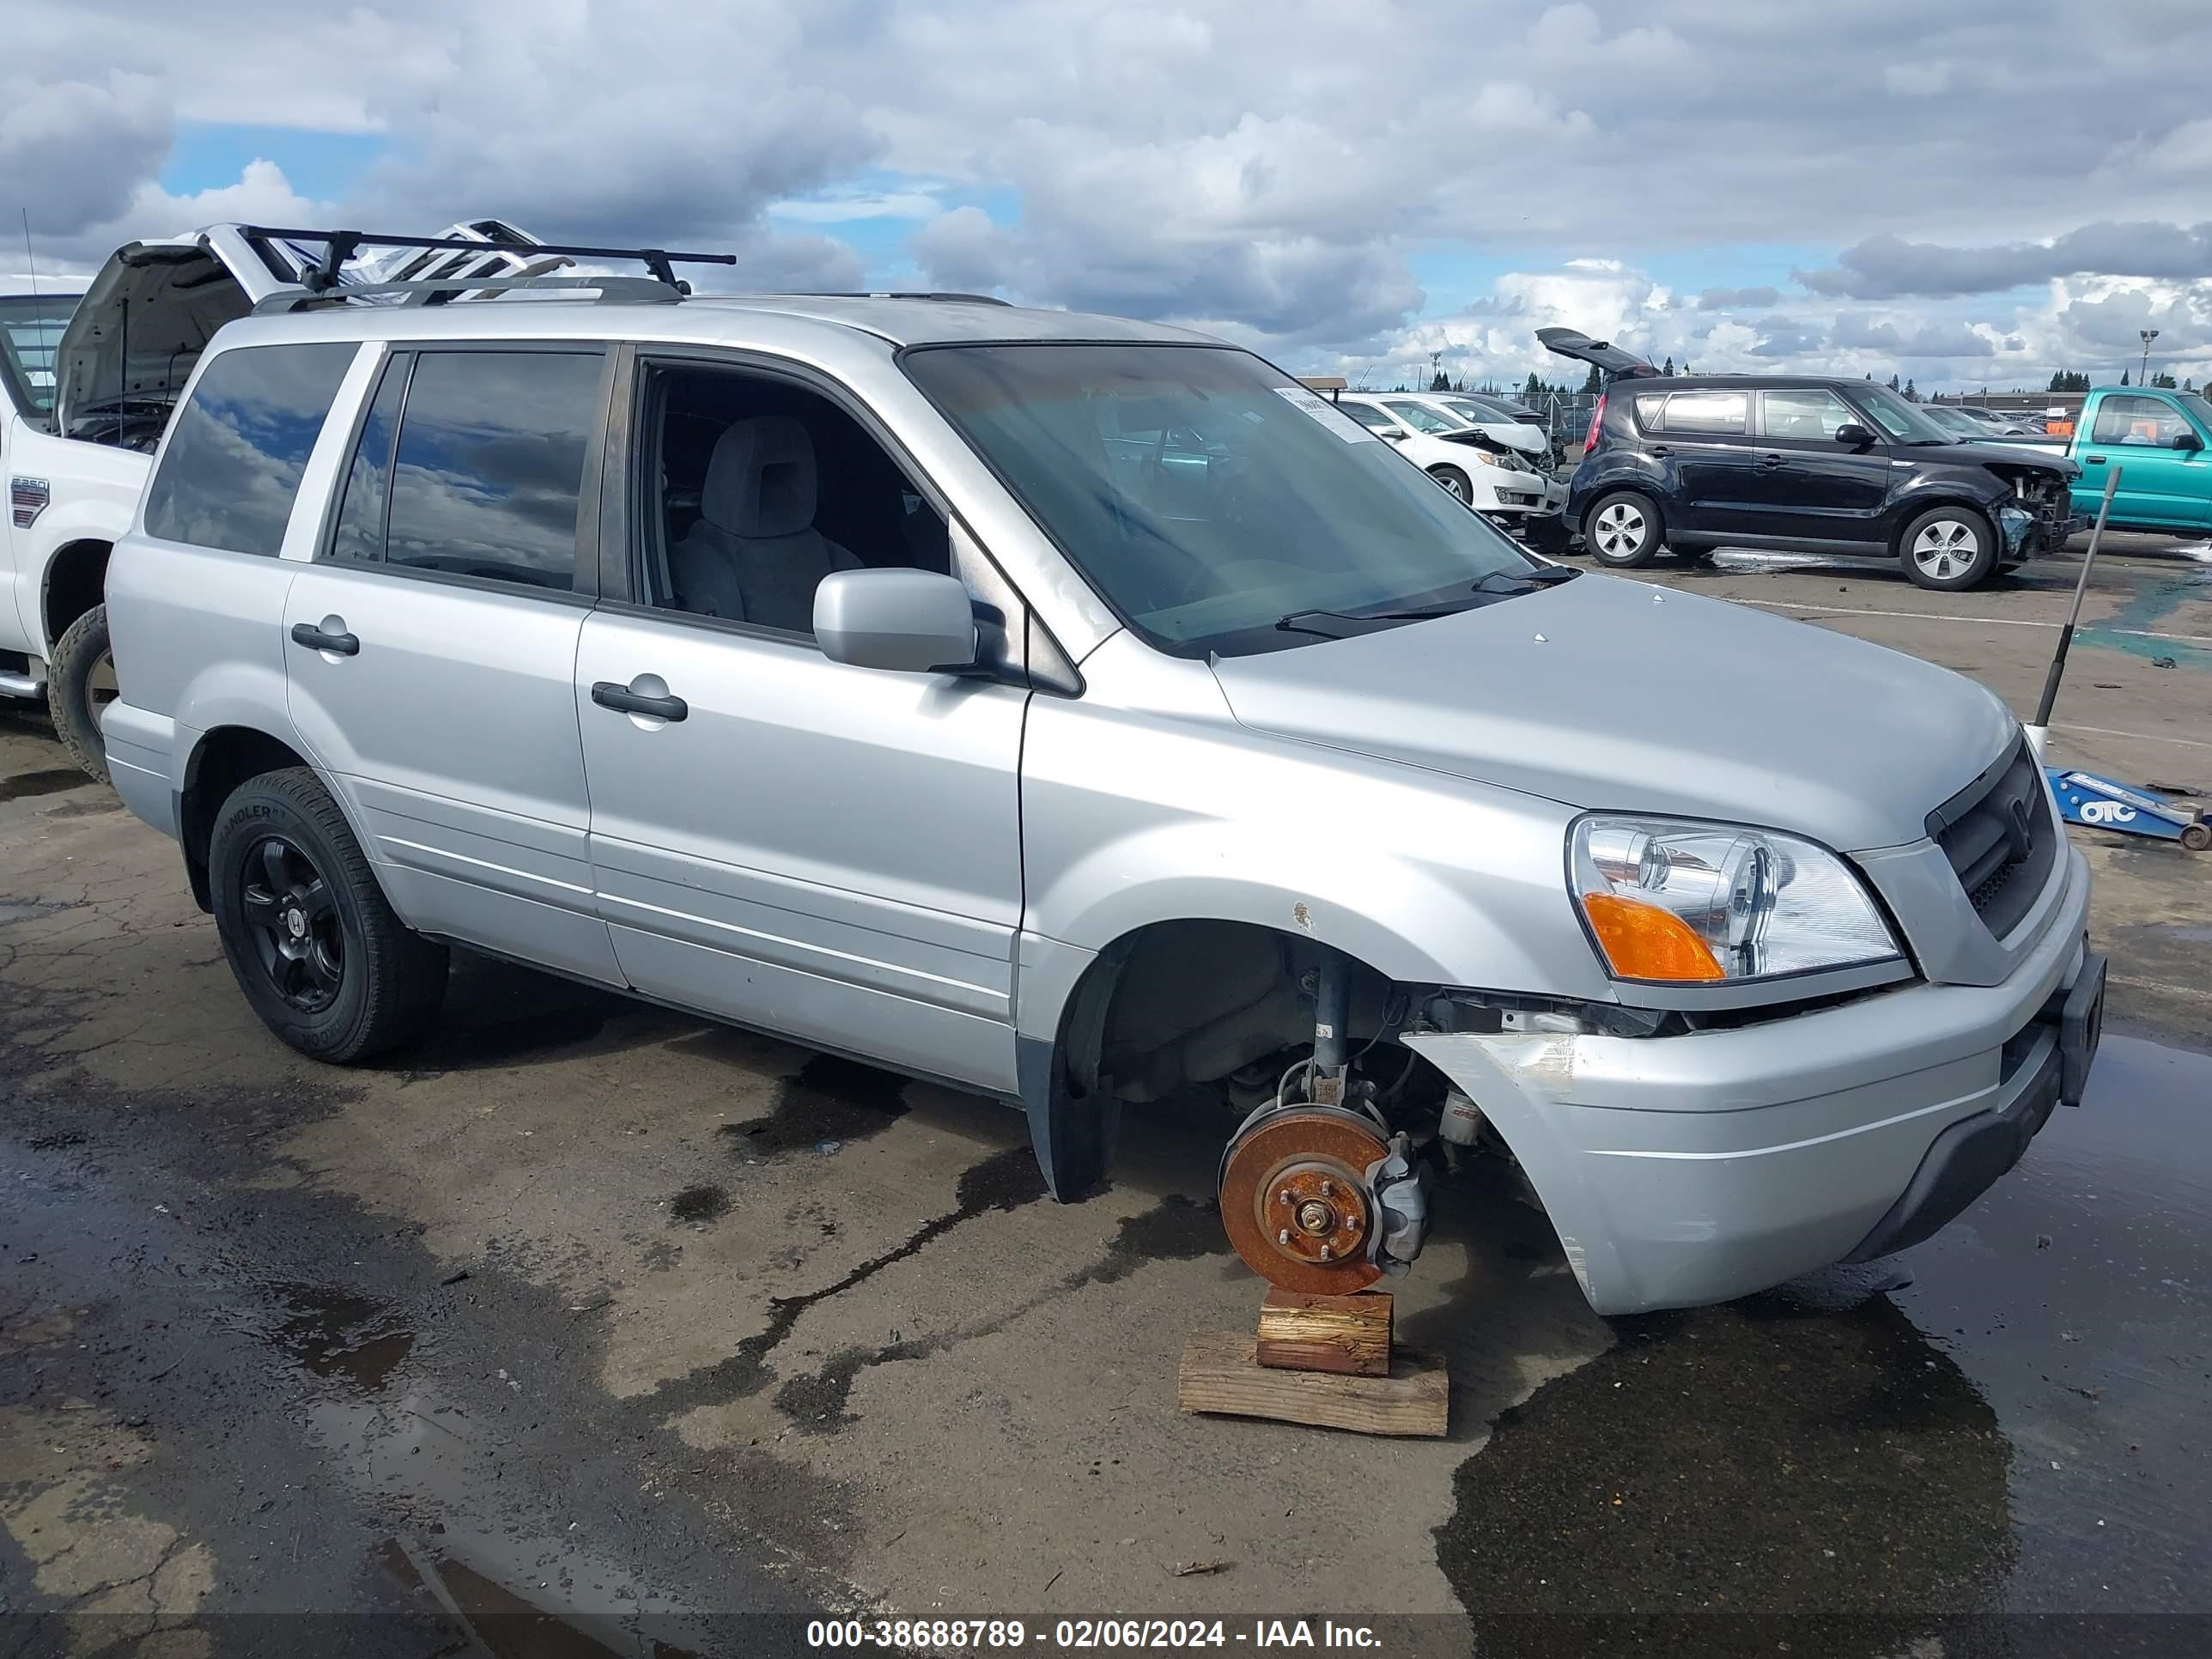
2029 465 2209 852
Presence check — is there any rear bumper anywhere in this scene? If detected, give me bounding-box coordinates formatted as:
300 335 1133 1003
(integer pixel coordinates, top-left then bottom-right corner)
1404 849 2094 1316
100 699 179 839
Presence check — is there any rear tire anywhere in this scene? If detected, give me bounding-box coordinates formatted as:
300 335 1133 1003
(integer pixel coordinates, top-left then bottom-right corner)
209 767 447 1063
1900 506 1997 591
1585 489 1664 567
1428 465 1473 503
48 605 116 785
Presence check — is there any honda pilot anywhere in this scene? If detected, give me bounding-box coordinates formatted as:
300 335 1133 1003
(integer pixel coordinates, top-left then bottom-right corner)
99 264 2101 1316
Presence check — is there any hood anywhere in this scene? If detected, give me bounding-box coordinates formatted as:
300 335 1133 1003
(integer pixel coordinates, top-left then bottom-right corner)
1451 421 1548 458
1912 438 2079 478
1208 574 2014 853
1435 425 1546 464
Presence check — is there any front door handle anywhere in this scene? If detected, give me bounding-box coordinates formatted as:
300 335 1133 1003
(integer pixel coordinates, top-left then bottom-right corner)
1759 452 1786 467
2083 454 2106 464
289 621 359 657
1647 444 1671 458
592 681 688 722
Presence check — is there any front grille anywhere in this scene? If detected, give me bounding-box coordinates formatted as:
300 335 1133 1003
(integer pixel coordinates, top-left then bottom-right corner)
1927 735 2057 939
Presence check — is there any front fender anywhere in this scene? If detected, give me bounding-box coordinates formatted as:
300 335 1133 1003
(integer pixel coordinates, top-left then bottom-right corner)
1016 640 1613 1043
1879 470 2009 544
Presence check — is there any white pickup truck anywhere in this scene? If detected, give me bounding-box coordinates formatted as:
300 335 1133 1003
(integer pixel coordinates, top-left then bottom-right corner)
2 222 558 779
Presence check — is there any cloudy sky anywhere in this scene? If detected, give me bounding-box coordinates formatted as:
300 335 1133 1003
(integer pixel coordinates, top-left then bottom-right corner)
9 0 2212 393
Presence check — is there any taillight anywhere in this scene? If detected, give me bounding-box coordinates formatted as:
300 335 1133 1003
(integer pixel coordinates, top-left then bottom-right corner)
1583 392 1606 453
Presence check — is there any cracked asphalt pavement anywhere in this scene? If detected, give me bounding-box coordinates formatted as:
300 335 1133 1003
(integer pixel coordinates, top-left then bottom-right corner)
3 543 2210 1657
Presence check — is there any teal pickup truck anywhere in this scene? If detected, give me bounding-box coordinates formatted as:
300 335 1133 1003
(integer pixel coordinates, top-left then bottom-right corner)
2015 387 2212 533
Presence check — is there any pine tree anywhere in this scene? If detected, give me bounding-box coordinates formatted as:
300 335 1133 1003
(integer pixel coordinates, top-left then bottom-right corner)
1581 365 1601 394
1522 372 1544 405
1903 378 1917 401
1661 356 1674 375
2120 369 2130 386
1887 373 1901 392
2151 372 2177 389
1430 369 1450 391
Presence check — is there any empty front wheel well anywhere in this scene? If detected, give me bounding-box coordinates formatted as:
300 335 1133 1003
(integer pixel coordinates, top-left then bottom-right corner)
40 541 112 653
179 728 313 911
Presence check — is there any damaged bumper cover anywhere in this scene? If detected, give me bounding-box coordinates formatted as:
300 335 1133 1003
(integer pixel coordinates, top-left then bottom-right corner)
1403 848 2094 1316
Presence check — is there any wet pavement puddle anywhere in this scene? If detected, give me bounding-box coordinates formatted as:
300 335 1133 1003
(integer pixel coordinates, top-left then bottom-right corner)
1438 1030 2212 1653
379 1537 704 1658
0 767 86 801
259 1284 417 1391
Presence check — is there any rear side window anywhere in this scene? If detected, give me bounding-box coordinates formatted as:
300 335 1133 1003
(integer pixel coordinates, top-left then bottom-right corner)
143 343 357 556
379 350 603 592
1656 390 1747 435
328 355 408 563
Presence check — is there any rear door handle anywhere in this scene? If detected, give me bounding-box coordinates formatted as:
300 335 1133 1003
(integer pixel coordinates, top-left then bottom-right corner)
289 622 359 657
592 681 688 722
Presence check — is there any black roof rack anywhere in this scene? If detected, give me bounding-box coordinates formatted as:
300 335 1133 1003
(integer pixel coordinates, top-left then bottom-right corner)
236 225 738 294
252 274 687 315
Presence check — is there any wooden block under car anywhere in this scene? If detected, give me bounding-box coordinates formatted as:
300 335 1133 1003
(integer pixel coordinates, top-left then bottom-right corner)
1254 1287 1393 1376
1176 1331 1448 1437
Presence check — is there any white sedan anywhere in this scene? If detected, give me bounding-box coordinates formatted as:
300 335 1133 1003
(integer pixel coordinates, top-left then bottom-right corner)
1334 393 1568 529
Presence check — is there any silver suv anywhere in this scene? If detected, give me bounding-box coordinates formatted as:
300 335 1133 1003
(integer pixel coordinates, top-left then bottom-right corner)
101 264 2103 1316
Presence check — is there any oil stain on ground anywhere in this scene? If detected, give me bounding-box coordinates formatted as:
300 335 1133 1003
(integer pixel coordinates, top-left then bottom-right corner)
668 1183 732 1225
1437 1289 2012 1658
717 1054 910 1158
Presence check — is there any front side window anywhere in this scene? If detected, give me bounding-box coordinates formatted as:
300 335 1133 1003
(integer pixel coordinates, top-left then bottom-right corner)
635 362 951 635
0 293 76 416
380 350 603 592
1761 387 1856 441
143 343 358 556
1659 390 1747 434
902 343 1542 659
2092 395 2197 447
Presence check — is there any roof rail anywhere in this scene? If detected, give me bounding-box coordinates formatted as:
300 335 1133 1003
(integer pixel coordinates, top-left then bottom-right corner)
235 225 738 293
790 290 1013 306
252 274 686 315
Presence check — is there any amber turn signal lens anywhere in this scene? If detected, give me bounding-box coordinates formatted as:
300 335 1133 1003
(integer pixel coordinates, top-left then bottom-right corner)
1580 892 1724 981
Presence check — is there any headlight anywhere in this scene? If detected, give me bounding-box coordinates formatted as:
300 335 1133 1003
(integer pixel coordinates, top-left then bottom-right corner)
1569 816 1901 984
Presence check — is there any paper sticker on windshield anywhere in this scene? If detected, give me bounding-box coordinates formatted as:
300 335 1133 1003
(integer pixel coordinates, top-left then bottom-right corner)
1273 385 1379 441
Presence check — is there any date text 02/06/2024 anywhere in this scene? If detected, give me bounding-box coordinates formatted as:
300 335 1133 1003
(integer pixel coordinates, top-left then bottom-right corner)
805 1618 1386 1649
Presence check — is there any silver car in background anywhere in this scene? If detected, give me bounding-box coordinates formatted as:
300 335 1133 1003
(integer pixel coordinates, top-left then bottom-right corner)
100 278 2101 1316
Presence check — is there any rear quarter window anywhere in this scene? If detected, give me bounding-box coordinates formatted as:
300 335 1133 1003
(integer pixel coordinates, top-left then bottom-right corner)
143 343 358 556
1657 390 1747 434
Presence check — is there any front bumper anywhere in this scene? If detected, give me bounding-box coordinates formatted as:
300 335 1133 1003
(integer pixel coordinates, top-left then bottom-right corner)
1404 848 2095 1316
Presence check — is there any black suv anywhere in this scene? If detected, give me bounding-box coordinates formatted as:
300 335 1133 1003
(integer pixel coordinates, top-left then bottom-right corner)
1541 330 2081 591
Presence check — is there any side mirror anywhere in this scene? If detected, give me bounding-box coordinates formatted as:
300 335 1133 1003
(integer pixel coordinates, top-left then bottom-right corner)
1378 427 1408 441
2172 428 2204 453
813 568 976 674
1833 422 1875 447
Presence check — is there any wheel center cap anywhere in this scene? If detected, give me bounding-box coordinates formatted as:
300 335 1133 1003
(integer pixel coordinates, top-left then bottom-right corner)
284 908 307 939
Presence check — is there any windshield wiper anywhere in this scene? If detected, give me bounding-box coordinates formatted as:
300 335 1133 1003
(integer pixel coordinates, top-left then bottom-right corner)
1276 567 1575 636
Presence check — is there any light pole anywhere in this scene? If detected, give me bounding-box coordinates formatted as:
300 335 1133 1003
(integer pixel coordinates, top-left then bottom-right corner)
2140 328 2160 387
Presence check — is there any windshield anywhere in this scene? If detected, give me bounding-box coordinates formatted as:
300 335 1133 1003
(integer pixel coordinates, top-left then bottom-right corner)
1382 399 1465 433
0 293 79 416
1441 396 1510 426
1921 405 1984 437
903 343 1542 658
1850 383 1956 444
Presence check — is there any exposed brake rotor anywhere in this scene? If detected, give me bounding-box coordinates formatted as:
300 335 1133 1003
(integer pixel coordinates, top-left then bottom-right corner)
1217 1104 1393 1294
